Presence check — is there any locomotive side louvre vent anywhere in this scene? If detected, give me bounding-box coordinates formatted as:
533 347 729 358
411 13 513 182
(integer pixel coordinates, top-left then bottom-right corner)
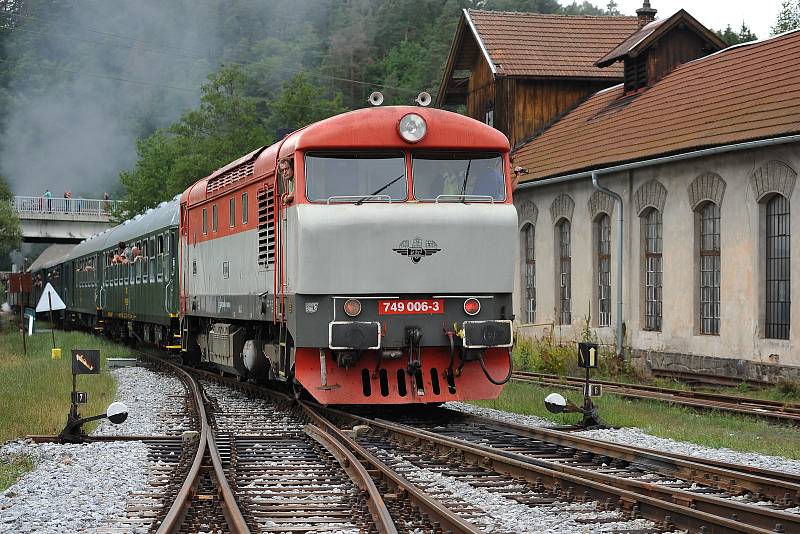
258 187 276 266
206 162 255 194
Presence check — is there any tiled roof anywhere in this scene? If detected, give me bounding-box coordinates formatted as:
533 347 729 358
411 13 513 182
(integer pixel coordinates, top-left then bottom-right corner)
514 30 800 182
468 10 641 78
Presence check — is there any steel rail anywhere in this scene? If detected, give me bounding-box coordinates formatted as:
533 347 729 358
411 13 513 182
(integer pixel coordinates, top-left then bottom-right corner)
319 406 792 534
302 403 483 534
512 372 800 423
304 424 398 534
442 409 800 504
144 356 251 534
650 368 774 389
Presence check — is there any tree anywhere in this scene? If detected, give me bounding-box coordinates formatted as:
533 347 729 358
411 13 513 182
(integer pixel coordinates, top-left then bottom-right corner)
0 174 21 259
716 22 758 45
268 73 347 133
120 65 271 215
605 1 620 16
772 0 800 35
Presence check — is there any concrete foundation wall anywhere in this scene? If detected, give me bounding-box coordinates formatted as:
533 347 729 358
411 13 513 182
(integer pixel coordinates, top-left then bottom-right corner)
512 142 800 372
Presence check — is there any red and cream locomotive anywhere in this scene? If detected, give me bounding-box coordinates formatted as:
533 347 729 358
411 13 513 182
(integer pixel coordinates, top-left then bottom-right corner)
180 98 517 404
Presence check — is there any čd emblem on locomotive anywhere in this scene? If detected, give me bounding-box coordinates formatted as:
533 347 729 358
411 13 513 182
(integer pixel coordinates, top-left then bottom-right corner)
393 237 441 264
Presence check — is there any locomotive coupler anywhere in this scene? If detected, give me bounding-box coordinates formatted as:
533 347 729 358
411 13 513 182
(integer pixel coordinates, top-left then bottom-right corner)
405 327 424 395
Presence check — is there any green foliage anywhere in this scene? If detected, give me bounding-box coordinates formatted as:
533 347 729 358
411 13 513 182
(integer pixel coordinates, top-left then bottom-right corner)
772 0 800 35
716 23 759 45
268 73 347 132
0 454 34 492
0 174 21 258
605 1 620 16
120 65 272 214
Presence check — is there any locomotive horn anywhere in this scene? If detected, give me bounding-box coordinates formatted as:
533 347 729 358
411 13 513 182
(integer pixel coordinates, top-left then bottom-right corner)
415 91 432 107
368 91 384 106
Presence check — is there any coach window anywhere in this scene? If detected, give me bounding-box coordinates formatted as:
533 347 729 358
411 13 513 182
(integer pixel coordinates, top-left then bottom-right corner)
156 235 164 281
135 241 142 283
149 237 156 282
305 151 407 202
142 240 149 281
229 197 235 228
212 204 218 232
412 152 505 201
242 192 248 224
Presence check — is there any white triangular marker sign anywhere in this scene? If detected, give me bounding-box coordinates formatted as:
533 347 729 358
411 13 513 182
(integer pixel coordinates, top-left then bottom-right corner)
35 283 66 312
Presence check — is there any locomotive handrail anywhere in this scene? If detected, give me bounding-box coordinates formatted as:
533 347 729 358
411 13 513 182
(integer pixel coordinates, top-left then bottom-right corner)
325 194 393 204
434 194 495 203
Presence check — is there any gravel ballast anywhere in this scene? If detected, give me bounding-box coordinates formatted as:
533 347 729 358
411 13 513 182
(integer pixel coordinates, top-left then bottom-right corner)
446 401 800 475
0 365 188 534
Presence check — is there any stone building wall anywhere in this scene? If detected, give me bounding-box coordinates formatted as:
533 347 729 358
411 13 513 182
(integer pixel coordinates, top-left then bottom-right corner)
512 141 800 379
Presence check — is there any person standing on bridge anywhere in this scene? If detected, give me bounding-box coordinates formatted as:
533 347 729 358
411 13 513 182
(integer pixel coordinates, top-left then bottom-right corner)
43 189 52 212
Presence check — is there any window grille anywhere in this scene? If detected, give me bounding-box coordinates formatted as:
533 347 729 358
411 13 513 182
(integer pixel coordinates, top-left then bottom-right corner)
558 219 571 325
597 214 611 327
699 203 720 335
523 224 536 323
766 194 790 339
258 187 276 266
644 209 663 331
624 55 647 93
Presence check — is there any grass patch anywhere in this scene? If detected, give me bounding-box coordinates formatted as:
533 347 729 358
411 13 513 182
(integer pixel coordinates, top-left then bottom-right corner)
473 381 800 459
513 336 800 404
0 454 34 492
0 325 122 443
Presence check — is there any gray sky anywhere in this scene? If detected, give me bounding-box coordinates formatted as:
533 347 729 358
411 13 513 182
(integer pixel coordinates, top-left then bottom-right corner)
575 1 783 38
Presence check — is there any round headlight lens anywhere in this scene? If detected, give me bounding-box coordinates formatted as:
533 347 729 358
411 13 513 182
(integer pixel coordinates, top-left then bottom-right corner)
463 298 481 316
344 298 362 317
398 113 427 143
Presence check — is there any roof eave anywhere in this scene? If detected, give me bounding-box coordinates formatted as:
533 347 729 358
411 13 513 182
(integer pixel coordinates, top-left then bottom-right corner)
464 9 498 76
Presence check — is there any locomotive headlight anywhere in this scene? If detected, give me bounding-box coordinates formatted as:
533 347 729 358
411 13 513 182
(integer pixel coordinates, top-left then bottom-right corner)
398 113 427 143
344 298 362 317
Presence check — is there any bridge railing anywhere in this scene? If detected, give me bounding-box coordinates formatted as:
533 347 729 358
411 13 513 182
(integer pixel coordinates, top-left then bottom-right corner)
10 196 126 219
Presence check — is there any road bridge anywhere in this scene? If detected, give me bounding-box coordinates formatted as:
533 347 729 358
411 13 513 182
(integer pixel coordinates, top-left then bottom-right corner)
10 196 126 243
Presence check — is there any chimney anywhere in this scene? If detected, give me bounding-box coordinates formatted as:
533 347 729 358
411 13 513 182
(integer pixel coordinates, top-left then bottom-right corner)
636 1 657 28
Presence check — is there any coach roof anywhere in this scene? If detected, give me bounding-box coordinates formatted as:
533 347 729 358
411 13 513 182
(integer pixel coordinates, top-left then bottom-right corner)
65 197 180 261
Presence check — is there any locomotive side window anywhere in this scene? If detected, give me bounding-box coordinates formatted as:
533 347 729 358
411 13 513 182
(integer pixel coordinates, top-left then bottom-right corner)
212 204 218 232
305 151 406 202
202 208 208 235
412 152 505 201
242 192 248 224
229 197 235 228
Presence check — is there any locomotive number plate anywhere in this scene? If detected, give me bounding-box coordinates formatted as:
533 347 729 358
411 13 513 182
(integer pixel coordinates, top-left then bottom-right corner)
379 299 444 315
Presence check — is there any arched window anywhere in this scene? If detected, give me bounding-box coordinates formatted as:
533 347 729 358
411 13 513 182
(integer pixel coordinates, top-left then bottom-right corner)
698 202 720 335
596 214 611 327
556 219 571 325
765 194 790 339
521 224 536 323
643 208 662 331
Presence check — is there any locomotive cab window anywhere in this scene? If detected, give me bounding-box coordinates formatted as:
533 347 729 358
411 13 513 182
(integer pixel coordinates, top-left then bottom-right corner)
305 151 407 202
412 152 505 201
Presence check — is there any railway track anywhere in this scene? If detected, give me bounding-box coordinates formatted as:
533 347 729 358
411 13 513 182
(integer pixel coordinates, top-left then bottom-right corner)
511 371 800 425
317 405 800 533
39 343 797 533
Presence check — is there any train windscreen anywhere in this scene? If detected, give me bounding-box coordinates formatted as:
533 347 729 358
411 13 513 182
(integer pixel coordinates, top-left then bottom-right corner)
412 152 505 201
305 151 407 202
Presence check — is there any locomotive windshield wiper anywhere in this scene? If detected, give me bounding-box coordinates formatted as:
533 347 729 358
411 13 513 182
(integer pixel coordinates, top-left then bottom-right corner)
460 159 473 201
355 174 404 205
